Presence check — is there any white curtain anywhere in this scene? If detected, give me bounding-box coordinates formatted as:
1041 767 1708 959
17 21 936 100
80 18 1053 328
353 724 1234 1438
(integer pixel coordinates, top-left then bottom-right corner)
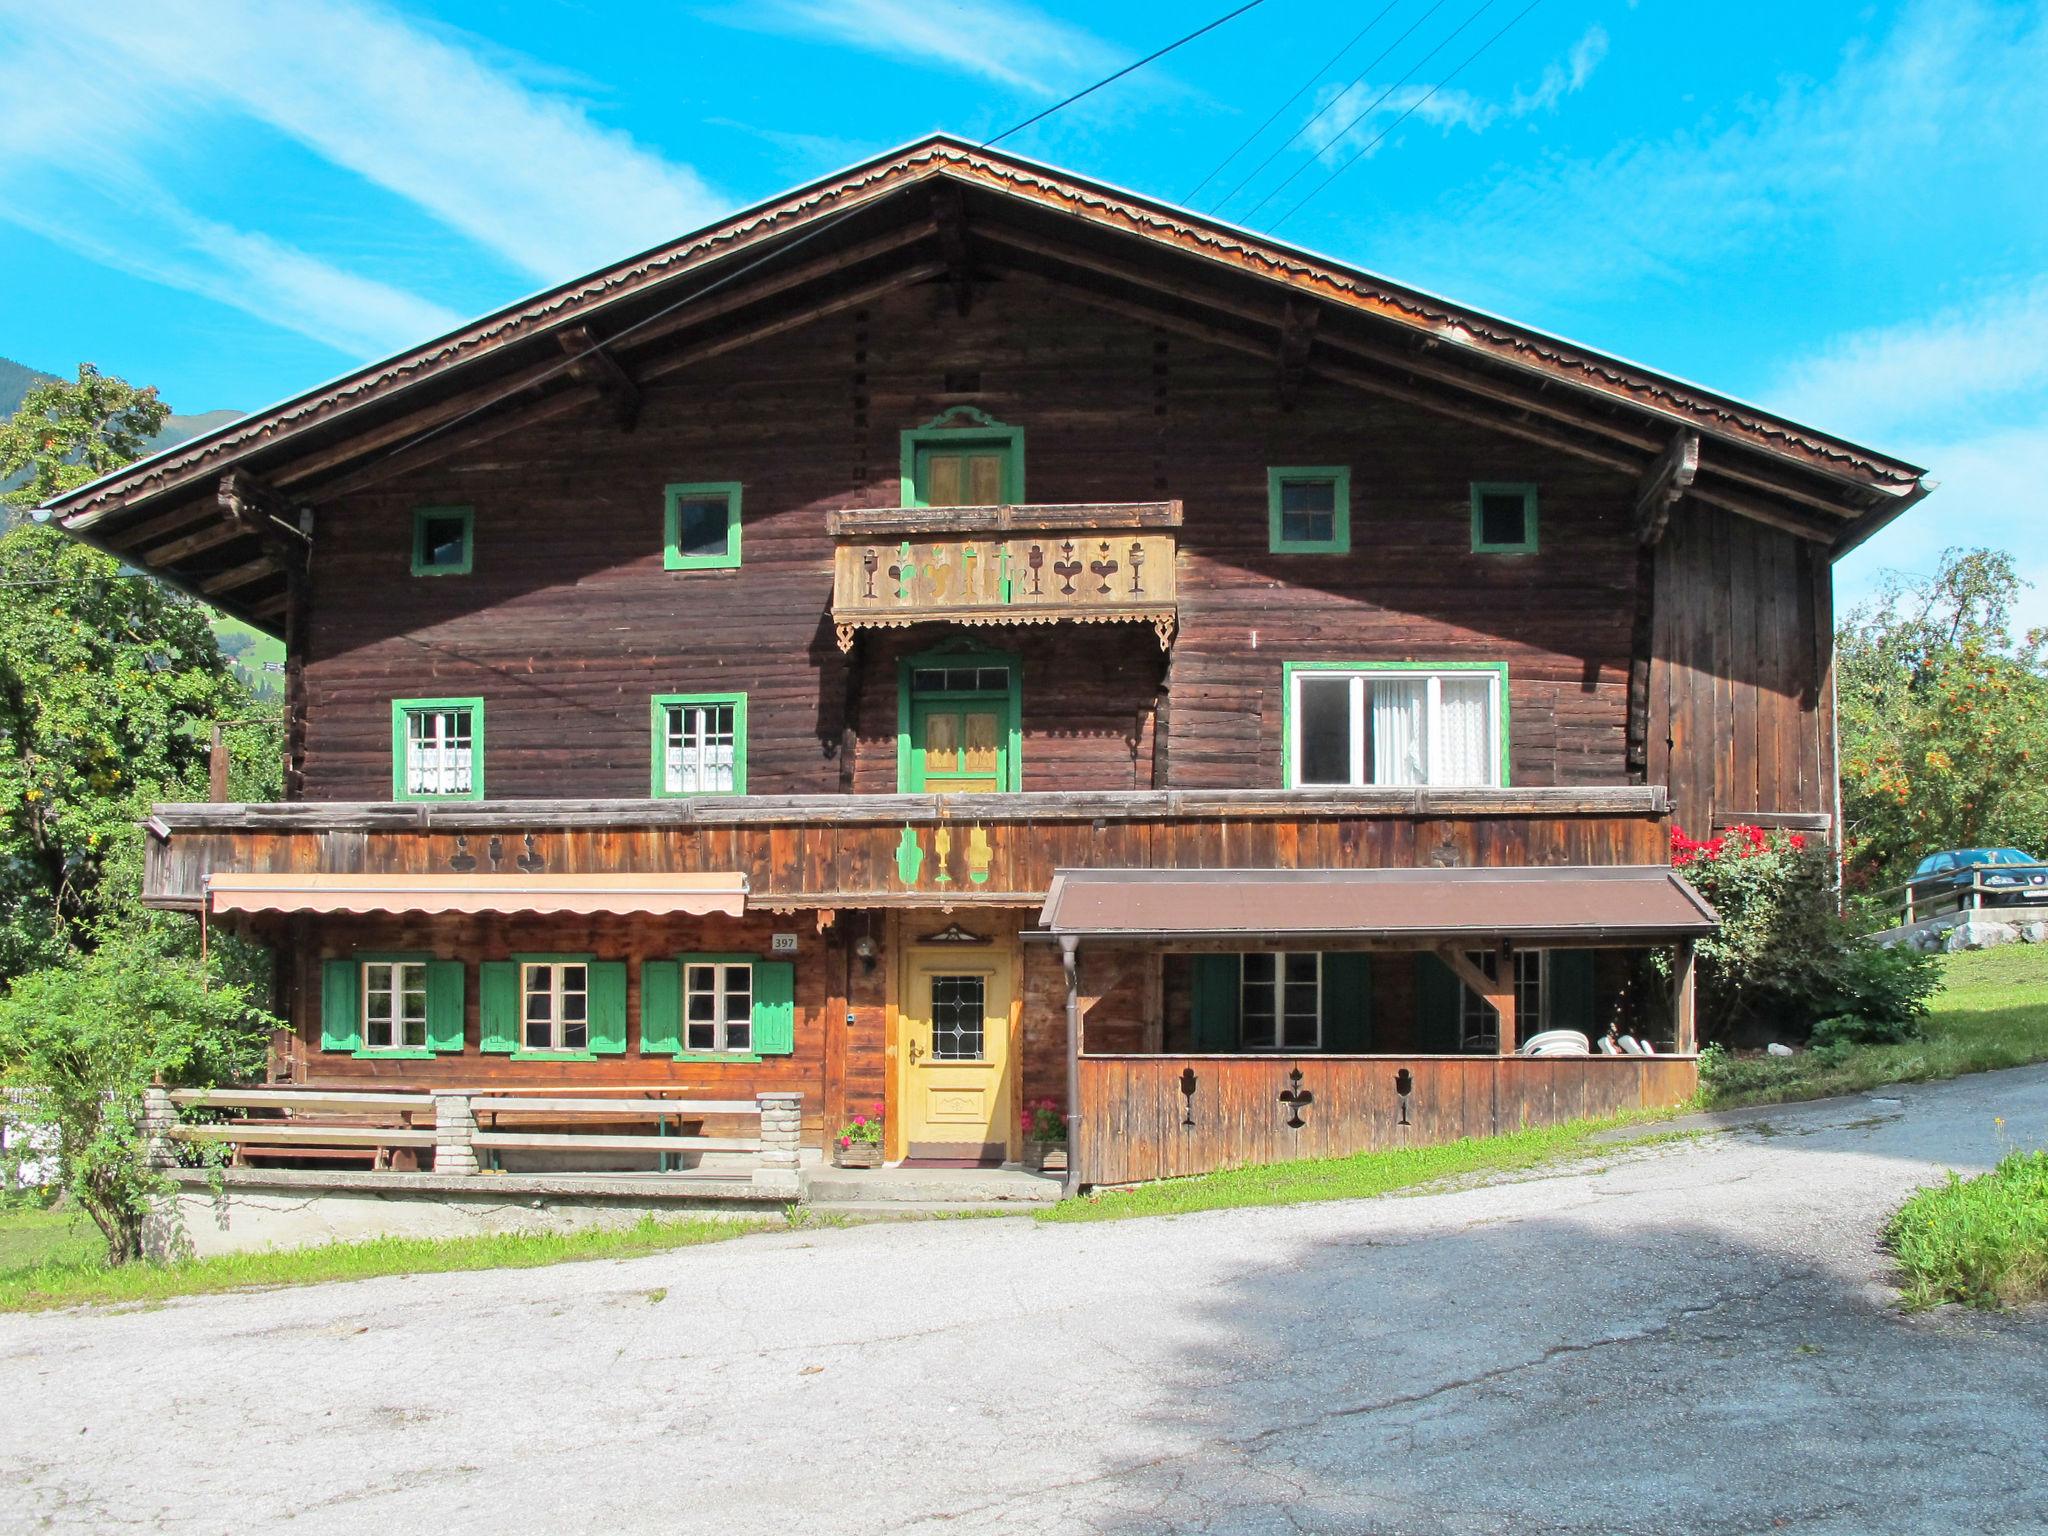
1370 680 1426 786
1435 677 1493 785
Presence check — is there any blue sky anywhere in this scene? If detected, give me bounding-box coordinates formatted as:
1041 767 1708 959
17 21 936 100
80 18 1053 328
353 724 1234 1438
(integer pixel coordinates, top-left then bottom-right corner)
3 0 2044 624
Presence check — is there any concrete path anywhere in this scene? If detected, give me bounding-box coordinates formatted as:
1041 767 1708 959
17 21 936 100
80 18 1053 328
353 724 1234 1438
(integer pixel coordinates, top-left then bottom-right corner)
6 1067 2047 1535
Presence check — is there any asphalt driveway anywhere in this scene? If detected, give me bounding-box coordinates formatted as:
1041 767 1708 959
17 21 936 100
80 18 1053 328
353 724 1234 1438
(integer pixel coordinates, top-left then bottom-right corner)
6 1066 2047 1535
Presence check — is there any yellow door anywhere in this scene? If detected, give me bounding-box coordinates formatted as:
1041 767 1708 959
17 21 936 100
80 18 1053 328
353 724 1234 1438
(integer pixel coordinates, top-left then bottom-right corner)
900 951 1015 1162
916 705 1006 794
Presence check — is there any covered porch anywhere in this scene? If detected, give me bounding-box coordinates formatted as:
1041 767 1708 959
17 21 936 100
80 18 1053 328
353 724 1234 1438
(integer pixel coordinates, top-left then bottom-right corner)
1040 865 1714 1189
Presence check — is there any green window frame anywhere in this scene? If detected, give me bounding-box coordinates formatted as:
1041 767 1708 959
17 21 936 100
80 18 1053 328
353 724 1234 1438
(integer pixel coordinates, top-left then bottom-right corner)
410 505 474 576
1267 467 1351 554
482 953 627 1059
1281 660 1510 789
664 482 743 571
899 406 1025 508
895 645 1022 793
650 692 748 797
318 953 464 1057
391 697 484 801
642 954 796 1060
1470 482 1539 554
1189 951 1372 1053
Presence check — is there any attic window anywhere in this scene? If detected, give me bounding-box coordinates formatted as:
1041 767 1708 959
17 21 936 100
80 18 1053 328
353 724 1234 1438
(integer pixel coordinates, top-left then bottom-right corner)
411 506 473 576
664 482 743 571
1267 467 1350 554
1471 484 1538 554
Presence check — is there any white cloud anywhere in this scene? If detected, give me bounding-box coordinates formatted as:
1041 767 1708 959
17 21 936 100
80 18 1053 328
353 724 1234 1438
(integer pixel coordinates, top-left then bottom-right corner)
1510 24 1608 116
46 0 724 284
722 0 1119 94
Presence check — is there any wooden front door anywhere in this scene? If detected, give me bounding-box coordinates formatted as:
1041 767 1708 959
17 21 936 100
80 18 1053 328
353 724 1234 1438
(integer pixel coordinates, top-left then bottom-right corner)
912 701 1006 794
900 950 1015 1164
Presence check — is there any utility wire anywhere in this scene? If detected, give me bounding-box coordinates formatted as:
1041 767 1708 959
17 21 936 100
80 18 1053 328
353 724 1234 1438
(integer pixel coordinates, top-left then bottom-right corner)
1268 0 1546 231
986 0 1268 148
1182 0 1402 206
1242 0 1504 224
1210 0 1455 215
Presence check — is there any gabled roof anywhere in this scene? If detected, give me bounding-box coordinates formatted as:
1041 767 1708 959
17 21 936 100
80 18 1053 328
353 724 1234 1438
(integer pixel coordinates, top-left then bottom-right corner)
41 135 1931 633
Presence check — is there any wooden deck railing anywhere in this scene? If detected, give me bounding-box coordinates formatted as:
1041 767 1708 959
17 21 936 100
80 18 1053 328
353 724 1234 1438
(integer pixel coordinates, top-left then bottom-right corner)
1074 1054 1697 1187
1862 860 2048 933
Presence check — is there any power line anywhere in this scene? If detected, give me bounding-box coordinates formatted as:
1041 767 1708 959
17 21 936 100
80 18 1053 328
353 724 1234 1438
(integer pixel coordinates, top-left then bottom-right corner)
1210 0 1456 216
1268 0 1546 231
1183 0 1403 206
1242 0 1506 225
986 0 1269 149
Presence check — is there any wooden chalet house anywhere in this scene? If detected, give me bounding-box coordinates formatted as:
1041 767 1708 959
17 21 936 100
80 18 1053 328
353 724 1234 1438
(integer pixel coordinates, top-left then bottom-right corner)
46 139 1929 1187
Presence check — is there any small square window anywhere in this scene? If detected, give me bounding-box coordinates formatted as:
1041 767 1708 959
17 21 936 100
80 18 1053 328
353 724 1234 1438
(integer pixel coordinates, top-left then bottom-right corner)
1268 467 1350 554
411 506 473 576
1471 483 1538 553
664 482 742 570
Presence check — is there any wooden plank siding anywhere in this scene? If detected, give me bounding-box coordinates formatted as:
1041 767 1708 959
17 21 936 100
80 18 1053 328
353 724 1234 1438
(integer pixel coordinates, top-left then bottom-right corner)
294 272 1665 806
1077 1054 1698 1186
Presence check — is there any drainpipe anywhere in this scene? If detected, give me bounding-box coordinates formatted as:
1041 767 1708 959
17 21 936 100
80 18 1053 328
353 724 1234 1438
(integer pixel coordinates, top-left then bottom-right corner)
1060 934 1082 1199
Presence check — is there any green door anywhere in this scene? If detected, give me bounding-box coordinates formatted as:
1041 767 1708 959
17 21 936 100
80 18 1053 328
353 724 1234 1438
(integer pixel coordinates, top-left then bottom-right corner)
911 702 1008 794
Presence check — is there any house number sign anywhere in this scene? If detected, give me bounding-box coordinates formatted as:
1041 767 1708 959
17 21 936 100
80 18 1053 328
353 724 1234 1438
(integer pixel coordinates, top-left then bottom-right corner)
771 933 799 954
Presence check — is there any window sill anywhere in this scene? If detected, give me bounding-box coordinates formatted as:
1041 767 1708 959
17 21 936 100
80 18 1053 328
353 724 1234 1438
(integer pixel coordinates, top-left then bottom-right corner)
646 1051 766 1063
507 1050 598 1062
350 1048 438 1060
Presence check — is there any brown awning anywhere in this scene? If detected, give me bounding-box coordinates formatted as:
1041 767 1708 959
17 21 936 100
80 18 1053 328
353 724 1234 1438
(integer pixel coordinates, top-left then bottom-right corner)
1038 866 1716 941
207 872 748 917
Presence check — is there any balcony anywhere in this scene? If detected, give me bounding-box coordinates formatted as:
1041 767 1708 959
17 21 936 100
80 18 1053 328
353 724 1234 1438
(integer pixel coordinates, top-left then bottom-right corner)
827 501 1181 652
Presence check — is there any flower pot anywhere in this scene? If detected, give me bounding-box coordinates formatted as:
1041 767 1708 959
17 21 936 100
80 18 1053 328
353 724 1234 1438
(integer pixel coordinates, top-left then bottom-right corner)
1024 1139 1068 1174
834 1142 882 1169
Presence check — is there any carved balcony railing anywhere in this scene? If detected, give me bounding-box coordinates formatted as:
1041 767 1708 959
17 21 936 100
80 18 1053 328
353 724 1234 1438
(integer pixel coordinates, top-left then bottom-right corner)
827 501 1181 652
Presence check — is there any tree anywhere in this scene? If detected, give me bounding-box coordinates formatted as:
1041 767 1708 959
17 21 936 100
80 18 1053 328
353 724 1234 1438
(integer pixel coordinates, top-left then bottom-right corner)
1836 548 2048 893
0 934 274 1263
0 363 168 513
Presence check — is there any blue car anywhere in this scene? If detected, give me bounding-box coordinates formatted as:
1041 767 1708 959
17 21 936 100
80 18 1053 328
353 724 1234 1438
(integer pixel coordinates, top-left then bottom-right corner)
1911 847 2048 908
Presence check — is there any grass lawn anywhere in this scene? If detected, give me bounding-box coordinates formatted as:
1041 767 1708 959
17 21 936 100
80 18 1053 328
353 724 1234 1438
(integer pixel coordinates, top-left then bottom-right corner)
1039 1113 1678 1224
0 1206 775 1314
1700 945 2048 1110
1884 1149 2048 1310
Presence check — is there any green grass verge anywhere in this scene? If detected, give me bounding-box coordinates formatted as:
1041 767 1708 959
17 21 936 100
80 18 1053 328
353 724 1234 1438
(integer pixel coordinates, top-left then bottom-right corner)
1037 1113 1671 1224
0 1207 774 1314
1700 946 2048 1110
1884 1150 2048 1310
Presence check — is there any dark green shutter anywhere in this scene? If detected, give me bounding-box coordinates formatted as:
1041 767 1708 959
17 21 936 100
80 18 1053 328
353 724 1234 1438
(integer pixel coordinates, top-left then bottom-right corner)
753 961 795 1055
1191 954 1241 1051
425 960 465 1052
1547 949 1597 1036
320 959 361 1052
1415 953 1464 1053
641 960 682 1055
588 961 628 1054
479 961 519 1053
1321 953 1373 1052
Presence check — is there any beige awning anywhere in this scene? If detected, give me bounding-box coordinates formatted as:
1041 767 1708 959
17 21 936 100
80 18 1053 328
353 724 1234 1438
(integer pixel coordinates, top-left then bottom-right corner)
207 872 748 917
1039 866 1717 941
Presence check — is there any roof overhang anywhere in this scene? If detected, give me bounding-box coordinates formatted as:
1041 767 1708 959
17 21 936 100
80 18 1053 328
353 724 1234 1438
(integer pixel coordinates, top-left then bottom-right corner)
206 871 747 917
1037 865 1718 943
41 136 1931 633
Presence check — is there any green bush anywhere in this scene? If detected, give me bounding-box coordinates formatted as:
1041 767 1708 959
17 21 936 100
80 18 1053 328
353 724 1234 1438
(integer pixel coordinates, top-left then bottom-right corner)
1884 1149 2048 1309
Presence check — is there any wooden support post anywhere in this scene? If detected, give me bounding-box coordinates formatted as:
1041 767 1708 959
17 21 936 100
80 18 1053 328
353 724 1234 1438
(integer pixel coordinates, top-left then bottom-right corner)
208 723 229 802
1436 945 1516 1054
1672 939 1698 1054
1633 428 1699 546
1061 934 1083 1197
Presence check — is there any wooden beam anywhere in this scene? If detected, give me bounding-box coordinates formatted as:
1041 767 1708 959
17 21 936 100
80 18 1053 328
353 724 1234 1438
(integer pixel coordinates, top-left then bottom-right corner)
1276 299 1318 411
637 262 948 383
555 324 641 431
1686 481 1838 544
1435 944 1517 1054
1634 428 1700 545
141 517 244 567
933 182 973 317
308 385 603 500
200 554 282 596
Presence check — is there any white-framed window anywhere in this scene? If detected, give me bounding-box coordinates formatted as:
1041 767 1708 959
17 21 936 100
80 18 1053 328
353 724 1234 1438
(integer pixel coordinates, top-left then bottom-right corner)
401 705 477 798
661 701 738 794
685 960 753 1053
522 961 589 1052
1242 952 1321 1050
362 960 427 1050
1459 950 1544 1050
1288 667 1502 788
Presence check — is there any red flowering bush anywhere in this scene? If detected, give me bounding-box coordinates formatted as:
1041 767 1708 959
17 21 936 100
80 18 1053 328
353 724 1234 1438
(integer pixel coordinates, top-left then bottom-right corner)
1019 1098 1065 1143
1672 823 1936 1046
834 1100 885 1151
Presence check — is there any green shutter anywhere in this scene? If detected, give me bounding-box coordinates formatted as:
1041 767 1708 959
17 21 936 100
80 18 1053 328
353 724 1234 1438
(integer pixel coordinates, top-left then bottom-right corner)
320 959 361 1052
479 961 519 1053
752 961 795 1055
641 960 682 1055
1547 949 1597 1035
588 961 628 1055
1191 954 1241 1051
424 960 465 1052
1321 953 1373 1052
1416 953 1464 1053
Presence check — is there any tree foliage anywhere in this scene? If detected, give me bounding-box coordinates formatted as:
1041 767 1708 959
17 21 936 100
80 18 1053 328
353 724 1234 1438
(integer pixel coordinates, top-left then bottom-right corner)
1837 548 2048 892
0 934 273 1263
0 363 168 512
